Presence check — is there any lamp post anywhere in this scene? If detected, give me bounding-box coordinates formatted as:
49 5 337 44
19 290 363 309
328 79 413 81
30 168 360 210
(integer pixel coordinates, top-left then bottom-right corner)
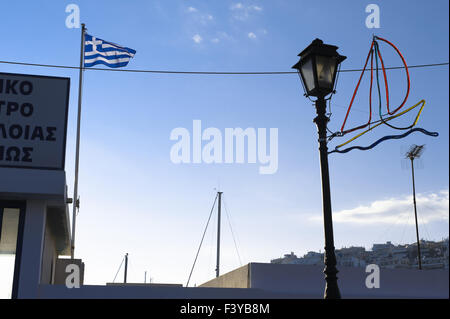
405 144 425 270
292 39 346 299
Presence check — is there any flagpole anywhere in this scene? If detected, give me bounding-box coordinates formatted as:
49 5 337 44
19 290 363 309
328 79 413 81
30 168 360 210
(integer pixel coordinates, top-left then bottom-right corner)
71 23 86 259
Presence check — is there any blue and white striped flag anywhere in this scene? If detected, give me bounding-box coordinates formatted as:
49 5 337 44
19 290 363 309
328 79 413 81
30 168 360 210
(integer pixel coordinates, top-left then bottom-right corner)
84 34 136 68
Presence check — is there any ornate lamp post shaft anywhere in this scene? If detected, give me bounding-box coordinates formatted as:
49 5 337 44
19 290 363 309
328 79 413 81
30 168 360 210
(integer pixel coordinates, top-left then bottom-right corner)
314 97 341 299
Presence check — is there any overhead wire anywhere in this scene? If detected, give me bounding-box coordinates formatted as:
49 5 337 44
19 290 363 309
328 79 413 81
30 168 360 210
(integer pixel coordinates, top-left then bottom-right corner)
1 38 444 151
0 59 447 75
374 210 406 246
207 205 216 274
222 196 243 267
399 209 413 245
186 194 218 287
112 255 125 283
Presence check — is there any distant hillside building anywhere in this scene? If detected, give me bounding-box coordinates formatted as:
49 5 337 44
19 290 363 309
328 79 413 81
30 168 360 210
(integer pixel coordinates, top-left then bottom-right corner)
271 239 449 270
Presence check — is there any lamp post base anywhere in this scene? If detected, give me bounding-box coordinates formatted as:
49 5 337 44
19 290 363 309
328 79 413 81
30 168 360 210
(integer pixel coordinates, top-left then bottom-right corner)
324 246 341 299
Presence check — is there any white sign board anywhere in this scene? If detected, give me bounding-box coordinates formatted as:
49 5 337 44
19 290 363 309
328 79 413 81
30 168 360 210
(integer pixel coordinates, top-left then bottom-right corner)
0 72 70 170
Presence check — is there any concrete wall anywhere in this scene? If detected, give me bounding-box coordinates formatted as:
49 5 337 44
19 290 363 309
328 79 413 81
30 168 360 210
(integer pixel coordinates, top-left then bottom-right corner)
249 263 449 299
37 284 304 299
26 263 450 299
200 264 250 289
198 263 449 299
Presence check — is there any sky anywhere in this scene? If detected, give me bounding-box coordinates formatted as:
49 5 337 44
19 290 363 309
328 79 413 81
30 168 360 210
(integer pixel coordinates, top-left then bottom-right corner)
0 0 448 290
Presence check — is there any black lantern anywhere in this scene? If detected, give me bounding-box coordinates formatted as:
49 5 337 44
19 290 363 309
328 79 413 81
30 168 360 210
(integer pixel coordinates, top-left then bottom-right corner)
292 38 346 97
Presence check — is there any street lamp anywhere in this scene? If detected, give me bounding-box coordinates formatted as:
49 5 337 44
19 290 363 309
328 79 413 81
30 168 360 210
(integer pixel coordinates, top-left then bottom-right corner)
292 38 346 299
292 38 346 98
405 144 425 270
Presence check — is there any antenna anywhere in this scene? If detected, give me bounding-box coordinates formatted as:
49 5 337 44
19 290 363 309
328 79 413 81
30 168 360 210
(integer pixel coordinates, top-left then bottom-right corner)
405 144 426 270
406 144 425 159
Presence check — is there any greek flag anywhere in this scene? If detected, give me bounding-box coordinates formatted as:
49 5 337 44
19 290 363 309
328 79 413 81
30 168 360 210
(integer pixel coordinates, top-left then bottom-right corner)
84 34 136 68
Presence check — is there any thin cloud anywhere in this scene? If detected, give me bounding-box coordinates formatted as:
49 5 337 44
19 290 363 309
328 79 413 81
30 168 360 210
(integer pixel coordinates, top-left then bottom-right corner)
250 5 262 11
230 3 244 10
248 32 257 39
309 190 449 225
230 2 263 20
185 6 214 25
218 31 234 42
192 34 203 44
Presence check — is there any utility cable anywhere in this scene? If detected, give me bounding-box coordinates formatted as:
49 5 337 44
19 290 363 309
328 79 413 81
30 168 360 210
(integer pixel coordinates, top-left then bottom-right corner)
186 194 218 287
0 60 447 75
223 196 243 266
399 210 412 245
207 208 216 274
112 255 125 283
374 210 406 246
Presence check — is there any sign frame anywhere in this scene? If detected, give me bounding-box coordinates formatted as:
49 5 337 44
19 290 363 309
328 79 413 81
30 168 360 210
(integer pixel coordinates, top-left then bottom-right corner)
0 72 70 171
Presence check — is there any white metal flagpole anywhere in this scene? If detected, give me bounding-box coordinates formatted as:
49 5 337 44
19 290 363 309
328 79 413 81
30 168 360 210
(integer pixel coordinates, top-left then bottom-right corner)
71 23 86 259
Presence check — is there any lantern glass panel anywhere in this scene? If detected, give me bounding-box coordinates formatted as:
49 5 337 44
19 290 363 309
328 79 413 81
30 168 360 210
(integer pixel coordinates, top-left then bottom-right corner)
316 55 336 90
300 58 315 93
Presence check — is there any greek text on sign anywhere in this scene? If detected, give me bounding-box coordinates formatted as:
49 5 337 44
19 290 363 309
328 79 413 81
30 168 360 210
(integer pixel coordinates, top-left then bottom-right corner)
0 73 70 170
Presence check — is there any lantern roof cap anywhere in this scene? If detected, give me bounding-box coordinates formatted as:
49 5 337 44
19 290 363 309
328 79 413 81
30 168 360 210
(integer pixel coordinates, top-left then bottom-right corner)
292 38 346 70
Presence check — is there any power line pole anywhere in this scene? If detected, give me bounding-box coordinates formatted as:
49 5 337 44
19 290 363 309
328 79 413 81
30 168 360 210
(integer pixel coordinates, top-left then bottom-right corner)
406 144 425 270
216 191 223 278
